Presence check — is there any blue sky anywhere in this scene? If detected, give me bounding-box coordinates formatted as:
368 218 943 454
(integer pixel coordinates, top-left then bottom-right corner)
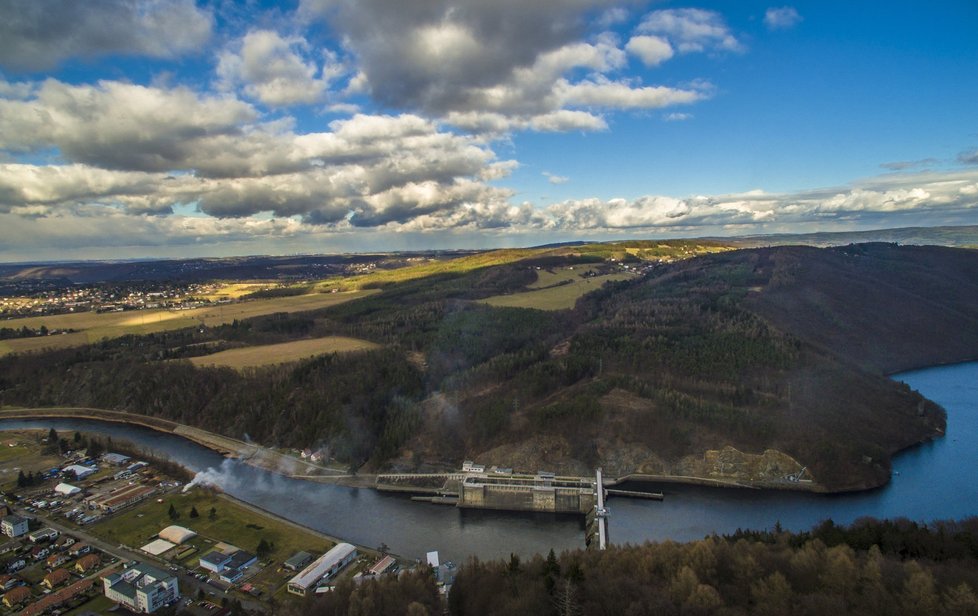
0 0 976 260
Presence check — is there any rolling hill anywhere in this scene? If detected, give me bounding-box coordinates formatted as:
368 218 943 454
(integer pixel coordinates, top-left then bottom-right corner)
2 242 977 491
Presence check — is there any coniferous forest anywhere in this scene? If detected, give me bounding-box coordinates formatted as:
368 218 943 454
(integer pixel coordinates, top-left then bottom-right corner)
283 517 978 616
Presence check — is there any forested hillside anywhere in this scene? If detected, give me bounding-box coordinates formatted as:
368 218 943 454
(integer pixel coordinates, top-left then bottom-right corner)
286 517 978 616
2 244 977 490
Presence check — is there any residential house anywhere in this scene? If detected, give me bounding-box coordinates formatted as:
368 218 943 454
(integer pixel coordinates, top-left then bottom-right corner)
30 546 50 561
20 578 94 616
75 554 101 574
27 528 59 543
42 568 70 589
68 542 91 557
46 552 70 569
2 585 30 608
0 574 18 591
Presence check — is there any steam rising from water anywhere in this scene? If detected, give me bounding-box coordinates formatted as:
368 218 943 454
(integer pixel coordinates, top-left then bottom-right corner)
182 445 306 494
183 458 241 493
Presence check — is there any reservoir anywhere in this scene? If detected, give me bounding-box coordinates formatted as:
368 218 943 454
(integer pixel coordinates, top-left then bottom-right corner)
2 362 975 563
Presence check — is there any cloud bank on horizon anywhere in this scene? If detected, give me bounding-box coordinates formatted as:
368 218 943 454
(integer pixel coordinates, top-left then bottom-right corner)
0 0 976 259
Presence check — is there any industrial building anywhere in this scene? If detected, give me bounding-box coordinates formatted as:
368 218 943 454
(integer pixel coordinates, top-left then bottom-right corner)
102 453 131 466
284 551 313 571
96 484 156 513
199 548 257 582
63 464 96 480
287 543 357 596
103 562 179 614
54 483 81 496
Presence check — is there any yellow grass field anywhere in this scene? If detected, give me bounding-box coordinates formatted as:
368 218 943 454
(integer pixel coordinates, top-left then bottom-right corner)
188 336 379 369
196 282 273 301
526 265 600 289
481 270 635 310
0 290 377 357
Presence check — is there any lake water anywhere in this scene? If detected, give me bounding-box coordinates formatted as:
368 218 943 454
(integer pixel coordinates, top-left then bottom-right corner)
2 362 975 563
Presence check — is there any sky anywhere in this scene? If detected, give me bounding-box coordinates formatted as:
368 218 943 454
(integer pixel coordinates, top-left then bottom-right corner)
0 0 976 262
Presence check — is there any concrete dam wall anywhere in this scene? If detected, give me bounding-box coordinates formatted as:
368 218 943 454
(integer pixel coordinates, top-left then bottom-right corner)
458 475 596 514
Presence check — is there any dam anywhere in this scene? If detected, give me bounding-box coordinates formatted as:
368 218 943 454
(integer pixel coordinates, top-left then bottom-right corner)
457 472 597 514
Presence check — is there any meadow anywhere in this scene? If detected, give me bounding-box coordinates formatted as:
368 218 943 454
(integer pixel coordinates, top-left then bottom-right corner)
480 267 634 310
0 290 376 357
188 336 379 370
89 490 334 573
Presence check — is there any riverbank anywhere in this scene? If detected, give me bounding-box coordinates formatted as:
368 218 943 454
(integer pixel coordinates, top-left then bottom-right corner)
0 406 353 478
1 360 974 561
0 406 855 495
0 420 392 573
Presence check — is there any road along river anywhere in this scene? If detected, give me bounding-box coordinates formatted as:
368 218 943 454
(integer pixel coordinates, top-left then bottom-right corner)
2 362 975 563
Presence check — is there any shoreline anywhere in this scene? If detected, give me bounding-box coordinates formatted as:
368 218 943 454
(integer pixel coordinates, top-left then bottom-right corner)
0 412 393 564
1 406 868 494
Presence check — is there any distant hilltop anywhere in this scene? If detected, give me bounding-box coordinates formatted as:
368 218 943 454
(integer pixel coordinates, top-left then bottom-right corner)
2 224 976 285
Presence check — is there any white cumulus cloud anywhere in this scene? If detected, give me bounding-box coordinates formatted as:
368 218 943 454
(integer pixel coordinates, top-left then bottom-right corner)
637 8 743 54
764 7 803 30
217 30 346 106
626 35 674 67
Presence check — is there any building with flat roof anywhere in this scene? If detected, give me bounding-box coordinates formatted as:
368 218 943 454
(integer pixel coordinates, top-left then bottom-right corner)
64 464 96 480
287 543 357 596
199 551 232 573
102 453 131 466
103 562 179 614
284 551 313 571
27 528 59 543
1 515 28 538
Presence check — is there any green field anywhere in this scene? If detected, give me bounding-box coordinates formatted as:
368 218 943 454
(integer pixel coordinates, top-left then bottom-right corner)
481 270 635 310
316 248 547 291
0 431 63 491
64 594 116 616
88 490 333 570
0 290 376 357
188 336 379 369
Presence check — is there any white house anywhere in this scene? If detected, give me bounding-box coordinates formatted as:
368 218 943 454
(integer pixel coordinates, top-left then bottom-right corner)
0 515 28 538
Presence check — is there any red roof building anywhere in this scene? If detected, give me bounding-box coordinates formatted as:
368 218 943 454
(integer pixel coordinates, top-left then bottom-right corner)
42 568 71 589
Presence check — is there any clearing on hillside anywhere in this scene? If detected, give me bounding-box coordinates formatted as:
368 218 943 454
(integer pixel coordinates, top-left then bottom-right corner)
480 268 635 310
0 290 377 357
188 336 379 369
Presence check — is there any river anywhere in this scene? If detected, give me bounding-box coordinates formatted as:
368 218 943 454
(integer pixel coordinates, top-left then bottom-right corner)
2 362 975 563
